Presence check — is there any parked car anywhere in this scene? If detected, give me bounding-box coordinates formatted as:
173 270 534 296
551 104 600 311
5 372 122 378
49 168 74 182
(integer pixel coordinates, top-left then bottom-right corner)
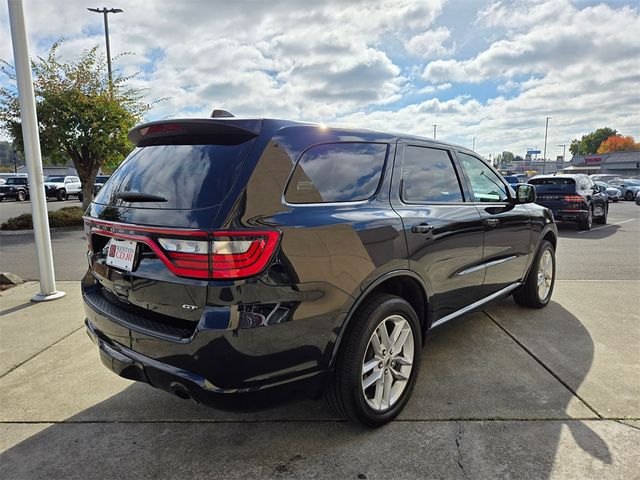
502 175 521 187
0 176 29 201
594 181 621 202
93 175 110 196
44 175 82 201
608 179 640 201
589 174 620 183
528 174 608 230
636 193 640 206
82 117 558 426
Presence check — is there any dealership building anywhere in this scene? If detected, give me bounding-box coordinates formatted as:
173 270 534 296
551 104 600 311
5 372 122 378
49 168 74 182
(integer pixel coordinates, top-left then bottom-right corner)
565 150 640 177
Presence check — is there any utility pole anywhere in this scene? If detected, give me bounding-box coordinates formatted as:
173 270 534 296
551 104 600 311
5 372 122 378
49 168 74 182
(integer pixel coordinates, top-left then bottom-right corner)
472 136 476 150
87 7 123 92
8 0 65 301
432 124 437 140
542 116 551 174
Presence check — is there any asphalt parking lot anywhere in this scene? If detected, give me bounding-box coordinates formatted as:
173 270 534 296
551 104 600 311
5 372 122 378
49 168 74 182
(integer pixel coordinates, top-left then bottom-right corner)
1 201 639 479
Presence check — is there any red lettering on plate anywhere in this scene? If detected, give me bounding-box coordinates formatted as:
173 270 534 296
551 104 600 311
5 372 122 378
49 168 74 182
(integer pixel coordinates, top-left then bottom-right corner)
109 245 116 256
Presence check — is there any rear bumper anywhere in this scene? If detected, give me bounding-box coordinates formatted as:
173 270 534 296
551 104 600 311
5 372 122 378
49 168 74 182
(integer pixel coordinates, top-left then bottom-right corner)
81 274 337 408
85 317 328 408
550 210 589 223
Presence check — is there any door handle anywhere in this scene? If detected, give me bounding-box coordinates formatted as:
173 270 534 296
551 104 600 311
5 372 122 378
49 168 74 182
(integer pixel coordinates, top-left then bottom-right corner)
411 223 433 234
484 218 500 227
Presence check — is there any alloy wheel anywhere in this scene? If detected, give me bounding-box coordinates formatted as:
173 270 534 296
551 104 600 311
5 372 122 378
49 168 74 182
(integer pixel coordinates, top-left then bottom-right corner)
537 249 554 301
361 314 414 411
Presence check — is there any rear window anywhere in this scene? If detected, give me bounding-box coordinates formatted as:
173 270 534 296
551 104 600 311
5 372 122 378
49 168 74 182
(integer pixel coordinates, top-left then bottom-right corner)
94 141 256 209
528 177 576 193
285 142 388 204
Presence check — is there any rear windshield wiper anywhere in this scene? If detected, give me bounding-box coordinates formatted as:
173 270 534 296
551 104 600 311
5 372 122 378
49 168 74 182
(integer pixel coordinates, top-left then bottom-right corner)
115 191 167 202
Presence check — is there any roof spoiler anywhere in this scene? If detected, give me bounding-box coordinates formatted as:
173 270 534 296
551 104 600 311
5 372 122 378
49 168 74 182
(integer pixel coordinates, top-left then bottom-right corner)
128 118 261 147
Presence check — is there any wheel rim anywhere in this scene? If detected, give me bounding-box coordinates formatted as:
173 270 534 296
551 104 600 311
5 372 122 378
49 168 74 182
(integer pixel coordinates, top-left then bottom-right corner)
594 205 604 217
587 209 592 228
537 249 554 301
361 314 414 412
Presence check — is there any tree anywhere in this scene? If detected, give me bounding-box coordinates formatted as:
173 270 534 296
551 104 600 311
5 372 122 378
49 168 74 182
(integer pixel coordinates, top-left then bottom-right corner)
569 127 618 157
0 41 152 209
597 135 639 154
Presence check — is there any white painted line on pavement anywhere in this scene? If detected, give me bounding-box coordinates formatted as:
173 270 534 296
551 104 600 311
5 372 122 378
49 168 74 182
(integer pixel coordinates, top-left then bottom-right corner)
577 218 635 234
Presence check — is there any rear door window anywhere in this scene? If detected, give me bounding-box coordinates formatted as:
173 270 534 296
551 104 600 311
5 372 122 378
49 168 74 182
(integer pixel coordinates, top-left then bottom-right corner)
401 146 463 203
285 142 388 204
94 140 256 210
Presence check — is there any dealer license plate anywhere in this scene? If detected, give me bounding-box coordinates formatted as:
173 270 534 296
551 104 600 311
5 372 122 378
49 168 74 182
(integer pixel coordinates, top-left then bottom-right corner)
105 239 137 272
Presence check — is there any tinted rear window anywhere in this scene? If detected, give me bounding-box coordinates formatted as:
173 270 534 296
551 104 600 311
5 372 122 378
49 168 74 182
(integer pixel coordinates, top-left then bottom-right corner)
285 142 388 204
94 141 255 209
529 177 576 193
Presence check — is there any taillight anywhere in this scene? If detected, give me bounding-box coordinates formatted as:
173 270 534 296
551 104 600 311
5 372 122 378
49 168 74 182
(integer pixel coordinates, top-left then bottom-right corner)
158 231 279 279
563 195 584 203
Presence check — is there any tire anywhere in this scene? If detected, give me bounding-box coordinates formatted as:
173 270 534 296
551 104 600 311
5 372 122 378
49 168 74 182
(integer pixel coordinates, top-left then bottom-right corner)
17 190 26 202
326 294 422 427
594 203 607 225
578 207 592 230
626 191 635 201
513 240 556 308
613 198 618 203
78 193 83 202
57 189 67 201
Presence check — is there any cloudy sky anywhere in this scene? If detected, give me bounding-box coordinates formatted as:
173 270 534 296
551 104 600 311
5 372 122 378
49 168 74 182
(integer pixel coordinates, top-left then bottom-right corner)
1 0 639 159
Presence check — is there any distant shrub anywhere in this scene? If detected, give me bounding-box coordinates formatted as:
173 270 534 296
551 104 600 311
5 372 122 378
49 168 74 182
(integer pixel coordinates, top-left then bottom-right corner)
1 206 84 230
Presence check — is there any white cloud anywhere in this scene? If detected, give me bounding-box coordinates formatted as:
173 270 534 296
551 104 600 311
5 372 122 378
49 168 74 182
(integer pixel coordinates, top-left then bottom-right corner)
0 0 638 159
406 27 454 59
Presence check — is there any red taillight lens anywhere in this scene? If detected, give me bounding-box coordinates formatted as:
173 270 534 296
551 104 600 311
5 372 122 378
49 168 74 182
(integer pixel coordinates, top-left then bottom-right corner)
563 195 584 203
158 231 279 279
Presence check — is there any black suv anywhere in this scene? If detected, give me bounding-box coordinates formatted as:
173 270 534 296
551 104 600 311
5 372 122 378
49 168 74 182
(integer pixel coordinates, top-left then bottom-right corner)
82 118 558 426
528 174 608 230
0 176 29 202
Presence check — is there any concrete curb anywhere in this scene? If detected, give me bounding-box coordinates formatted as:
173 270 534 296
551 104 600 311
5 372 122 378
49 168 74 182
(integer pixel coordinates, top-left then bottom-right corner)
0 226 83 236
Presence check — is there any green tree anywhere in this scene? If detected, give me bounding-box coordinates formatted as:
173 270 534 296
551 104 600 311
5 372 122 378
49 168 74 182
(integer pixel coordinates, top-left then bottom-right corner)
0 41 152 209
569 127 618 157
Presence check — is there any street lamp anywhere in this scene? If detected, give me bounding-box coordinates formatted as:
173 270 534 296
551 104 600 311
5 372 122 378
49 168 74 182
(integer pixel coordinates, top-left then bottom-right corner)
87 7 123 91
432 124 437 140
542 116 551 174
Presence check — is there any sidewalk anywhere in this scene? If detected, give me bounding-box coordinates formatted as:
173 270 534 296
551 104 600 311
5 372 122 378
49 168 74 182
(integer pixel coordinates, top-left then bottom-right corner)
1 281 638 479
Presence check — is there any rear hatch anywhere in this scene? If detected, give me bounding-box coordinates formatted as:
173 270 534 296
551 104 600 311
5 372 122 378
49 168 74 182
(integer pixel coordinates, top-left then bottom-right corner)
83 119 279 335
529 177 582 213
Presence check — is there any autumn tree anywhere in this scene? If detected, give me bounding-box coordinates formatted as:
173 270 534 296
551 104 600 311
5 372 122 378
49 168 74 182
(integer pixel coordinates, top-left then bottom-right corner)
569 127 618 156
596 135 639 154
0 41 152 209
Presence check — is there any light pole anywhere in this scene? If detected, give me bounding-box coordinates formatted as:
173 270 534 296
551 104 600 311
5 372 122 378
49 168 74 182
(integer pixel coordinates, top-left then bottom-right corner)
472 136 476 150
87 7 123 91
432 124 437 140
542 116 551 174
8 0 65 301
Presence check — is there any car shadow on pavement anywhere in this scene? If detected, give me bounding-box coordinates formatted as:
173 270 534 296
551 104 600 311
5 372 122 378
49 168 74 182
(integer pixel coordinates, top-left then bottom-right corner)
556 223 621 239
0 300 612 479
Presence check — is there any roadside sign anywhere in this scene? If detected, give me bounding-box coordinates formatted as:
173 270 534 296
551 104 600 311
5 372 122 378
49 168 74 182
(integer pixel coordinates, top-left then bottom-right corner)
527 150 541 155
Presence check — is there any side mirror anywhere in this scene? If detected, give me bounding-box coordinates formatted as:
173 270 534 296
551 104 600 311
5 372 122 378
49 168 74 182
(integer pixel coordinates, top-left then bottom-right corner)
514 184 536 204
